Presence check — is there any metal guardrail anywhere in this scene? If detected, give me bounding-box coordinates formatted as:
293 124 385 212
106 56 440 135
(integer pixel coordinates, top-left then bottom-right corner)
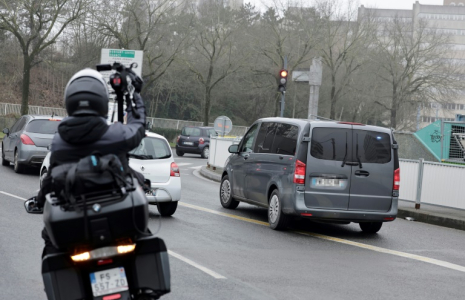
399 158 465 210
0 103 67 117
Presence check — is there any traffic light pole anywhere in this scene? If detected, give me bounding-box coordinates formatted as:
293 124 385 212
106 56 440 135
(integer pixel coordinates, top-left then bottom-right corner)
280 91 285 118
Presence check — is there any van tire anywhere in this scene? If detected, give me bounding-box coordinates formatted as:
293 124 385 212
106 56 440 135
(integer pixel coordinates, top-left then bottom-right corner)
359 222 383 233
220 175 239 209
157 201 178 216
268 189 289 230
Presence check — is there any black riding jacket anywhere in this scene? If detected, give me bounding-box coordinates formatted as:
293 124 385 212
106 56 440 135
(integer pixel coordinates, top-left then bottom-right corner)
37 93 146 207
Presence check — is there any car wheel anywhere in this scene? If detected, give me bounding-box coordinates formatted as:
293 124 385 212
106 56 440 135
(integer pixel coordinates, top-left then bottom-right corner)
14 150 24 173
359 222 383 234
157 201 178 216
220 175 239 209
40 168 47 189
1 145 9 166
268 189 289 230
201 147 209 159
176 149 184 157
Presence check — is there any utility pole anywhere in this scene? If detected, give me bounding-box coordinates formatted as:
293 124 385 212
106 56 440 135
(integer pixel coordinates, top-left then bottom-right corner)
279 56 288 118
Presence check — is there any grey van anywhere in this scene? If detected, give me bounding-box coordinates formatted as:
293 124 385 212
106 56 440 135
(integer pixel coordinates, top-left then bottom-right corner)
220 118 399 233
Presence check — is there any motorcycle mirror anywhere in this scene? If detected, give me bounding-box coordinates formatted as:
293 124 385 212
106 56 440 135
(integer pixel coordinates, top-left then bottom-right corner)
24 199 43 214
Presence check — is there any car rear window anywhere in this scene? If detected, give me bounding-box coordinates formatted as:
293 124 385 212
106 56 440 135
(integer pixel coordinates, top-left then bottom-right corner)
182 127 202 137
311 128 351 161
353 130 391 164
25 119 61 134
129 137 171 159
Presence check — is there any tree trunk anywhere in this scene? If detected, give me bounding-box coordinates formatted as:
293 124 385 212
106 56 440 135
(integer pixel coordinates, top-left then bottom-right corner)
21 55 32 115
329 73 337 120
203 88 210 126
390 107 397 129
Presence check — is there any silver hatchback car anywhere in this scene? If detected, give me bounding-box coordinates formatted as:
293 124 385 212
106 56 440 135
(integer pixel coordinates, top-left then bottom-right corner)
2 115 63 173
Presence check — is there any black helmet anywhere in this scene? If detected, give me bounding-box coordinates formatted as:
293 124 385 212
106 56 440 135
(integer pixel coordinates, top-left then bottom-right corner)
64 69 109 117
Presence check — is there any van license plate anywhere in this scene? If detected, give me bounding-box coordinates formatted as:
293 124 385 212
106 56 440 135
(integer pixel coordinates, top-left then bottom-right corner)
90 267 128 297
184 142 194 146
315 179 340 187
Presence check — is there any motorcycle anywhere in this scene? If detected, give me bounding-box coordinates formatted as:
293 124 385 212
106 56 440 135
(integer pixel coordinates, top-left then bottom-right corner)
25 167 171 300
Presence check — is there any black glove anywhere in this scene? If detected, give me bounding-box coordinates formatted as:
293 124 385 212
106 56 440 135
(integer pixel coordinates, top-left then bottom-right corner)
128 70 144 93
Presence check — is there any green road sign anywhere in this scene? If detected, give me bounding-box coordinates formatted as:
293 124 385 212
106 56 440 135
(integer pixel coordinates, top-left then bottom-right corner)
109 50 135 58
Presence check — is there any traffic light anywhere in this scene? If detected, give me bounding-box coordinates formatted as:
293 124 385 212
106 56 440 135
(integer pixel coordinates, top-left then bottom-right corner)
278 69 288 92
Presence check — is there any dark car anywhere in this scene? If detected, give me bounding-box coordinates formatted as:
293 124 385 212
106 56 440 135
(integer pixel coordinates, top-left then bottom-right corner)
220 117 399 233
176 126 217 159
2 115 63 173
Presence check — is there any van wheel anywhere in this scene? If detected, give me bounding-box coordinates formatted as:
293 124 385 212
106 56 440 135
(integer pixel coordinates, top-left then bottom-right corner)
157 201 178 216
359 222 383 233
268 190 289 230
220 175 239 209
1 145 9 166
176 149 184 157
201 147 209 159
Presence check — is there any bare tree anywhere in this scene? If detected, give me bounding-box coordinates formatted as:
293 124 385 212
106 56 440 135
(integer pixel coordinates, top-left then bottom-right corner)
0 0 87 115
372 16 464 129
316 0 376 120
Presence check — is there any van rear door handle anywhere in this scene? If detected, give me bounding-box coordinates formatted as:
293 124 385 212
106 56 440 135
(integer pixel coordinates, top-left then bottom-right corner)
354 170 369 177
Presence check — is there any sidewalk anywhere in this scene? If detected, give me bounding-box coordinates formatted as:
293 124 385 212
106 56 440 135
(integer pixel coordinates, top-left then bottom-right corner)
200 166 465 231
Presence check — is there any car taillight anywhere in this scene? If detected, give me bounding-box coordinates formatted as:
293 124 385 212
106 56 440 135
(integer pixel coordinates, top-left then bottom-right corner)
20 134 35 145
293 160 306 184
177 135 180 143
199 138 205 144
393 168 400 190
170 162 180 177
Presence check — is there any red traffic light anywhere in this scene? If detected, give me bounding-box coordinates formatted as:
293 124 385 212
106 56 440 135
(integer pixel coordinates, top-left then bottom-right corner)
280 70 288 78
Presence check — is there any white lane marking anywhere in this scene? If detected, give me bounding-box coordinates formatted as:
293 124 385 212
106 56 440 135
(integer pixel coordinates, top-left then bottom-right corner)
0 191 27 201
189 166 203 170
179 202 465 274
176 163 193 167
168 250 226 279
193 169 220 184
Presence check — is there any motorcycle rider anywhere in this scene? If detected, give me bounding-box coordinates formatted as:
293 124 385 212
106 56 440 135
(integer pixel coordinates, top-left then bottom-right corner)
31 68 146 257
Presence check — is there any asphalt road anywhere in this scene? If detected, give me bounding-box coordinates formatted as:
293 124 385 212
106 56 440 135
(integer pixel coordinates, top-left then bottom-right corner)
1 152 464 299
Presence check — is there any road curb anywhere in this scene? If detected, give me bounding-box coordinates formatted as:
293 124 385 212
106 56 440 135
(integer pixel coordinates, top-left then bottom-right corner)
199 166 465 231
397 207 465 231
199 166 221 182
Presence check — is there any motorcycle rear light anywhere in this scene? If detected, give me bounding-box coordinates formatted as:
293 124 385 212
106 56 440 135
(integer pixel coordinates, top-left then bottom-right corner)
171 162 180 177
71 244 135 262
117 244 136 254
199 137 205 144
20 134 35 145
293 160 306 184
103 294 121 300
393 168 400 190
71 252 90 262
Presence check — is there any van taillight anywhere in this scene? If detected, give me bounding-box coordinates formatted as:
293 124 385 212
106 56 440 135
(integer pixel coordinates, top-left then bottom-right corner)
393 168 400 190
293 160 306 184
20 134 35 145
199 138 205 145
170 162 180 177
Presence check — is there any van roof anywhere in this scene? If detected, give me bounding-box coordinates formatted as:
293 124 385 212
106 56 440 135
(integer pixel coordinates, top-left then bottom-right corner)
256 117 392 134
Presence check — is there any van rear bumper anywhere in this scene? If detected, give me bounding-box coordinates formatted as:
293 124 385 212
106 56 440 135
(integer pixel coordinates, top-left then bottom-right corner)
290 196 398 222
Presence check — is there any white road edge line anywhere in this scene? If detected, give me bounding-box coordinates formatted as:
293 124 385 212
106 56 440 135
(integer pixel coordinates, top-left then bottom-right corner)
0 191 27 201
168 250 226 279
193 169 219 184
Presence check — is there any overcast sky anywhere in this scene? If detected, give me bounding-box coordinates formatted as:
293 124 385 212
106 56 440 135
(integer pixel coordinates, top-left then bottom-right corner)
248 0 446 11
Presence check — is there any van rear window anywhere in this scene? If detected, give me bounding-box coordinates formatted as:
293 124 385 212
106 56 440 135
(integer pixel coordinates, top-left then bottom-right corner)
311 128 351 161
353 130 391 164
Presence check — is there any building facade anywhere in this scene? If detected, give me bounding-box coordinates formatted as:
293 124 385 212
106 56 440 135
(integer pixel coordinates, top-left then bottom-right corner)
359 1 465 129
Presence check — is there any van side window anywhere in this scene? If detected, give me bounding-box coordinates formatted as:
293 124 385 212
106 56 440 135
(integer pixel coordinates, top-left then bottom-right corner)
254 122 276 153
271 124 298 155
311 128 351 161
240 124 258 153
353 130 391 163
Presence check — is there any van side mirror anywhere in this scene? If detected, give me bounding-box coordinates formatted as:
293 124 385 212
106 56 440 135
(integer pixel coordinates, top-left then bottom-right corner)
2 128 9 136
228 145 239 153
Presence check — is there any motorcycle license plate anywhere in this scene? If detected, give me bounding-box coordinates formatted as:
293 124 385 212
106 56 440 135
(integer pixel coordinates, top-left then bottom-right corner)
90 267 128 297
